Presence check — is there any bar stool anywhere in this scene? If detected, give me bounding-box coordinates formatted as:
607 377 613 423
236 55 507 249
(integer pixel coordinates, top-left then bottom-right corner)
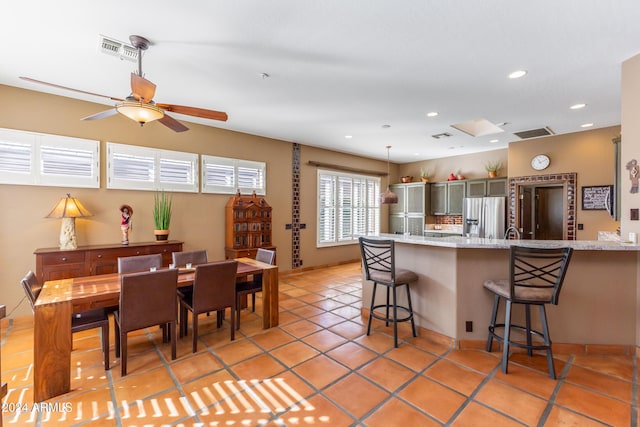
484 246 573 379
358 237 418 347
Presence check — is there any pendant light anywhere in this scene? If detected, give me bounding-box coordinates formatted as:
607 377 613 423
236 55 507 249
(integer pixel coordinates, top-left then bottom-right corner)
380 145 398 204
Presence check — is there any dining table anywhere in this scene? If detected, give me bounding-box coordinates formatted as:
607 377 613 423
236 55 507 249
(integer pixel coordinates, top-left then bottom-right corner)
32 257 278 402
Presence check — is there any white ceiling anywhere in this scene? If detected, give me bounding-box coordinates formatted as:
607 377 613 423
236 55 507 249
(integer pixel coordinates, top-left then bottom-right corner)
2 1 639 163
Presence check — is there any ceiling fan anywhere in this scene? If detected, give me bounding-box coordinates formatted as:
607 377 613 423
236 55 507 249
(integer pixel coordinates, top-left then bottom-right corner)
20 35 228 132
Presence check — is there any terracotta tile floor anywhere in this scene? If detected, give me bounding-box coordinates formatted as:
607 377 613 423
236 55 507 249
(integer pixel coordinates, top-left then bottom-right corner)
1 262 638 426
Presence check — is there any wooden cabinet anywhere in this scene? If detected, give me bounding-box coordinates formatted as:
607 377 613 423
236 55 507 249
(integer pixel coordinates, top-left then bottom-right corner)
34 241 183 283
225 193 275 259
389 182 428 235
466 178 508 197
430 181 466 215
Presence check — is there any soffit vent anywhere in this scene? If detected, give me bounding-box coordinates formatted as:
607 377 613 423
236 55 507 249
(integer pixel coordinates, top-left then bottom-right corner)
432 132 452 139
513 127 555 139
98 35 138 62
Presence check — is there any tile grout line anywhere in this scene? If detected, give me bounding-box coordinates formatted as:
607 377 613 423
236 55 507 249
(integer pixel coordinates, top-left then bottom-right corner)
536 354 573 427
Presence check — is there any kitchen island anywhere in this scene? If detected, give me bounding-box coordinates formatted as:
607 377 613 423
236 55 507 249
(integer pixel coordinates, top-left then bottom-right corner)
362 234 640 349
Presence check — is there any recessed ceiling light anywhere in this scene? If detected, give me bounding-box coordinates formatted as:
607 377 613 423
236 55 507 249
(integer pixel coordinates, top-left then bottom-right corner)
570 103 587 110
581 123 594 128
413 153 420 156
345 135 353 139
427 112 438 117
260 73 270 79
508 70 527 79
490 139 499 143
381 124 391 129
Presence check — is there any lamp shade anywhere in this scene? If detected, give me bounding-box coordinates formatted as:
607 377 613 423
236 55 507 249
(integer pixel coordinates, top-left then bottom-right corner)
46 194 93 218
380 145 398 204
380 189 398 204
116 100 164 125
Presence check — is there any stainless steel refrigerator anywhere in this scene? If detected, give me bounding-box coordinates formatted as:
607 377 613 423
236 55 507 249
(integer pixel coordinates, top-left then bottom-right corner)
462 197 506 239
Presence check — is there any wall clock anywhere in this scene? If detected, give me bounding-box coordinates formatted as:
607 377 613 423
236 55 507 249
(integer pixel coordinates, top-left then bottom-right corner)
531 154 550 171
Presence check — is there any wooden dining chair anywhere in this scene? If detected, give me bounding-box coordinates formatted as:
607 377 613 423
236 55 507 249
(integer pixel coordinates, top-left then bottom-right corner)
178 260 238 352
21 271 111 370
235 248 276 329
117 253 163 273
114 269 179 376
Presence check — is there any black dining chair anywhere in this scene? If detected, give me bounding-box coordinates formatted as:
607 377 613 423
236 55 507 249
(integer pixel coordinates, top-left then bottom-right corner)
114 268 179 376
484 245 573 379
178 261 238 352
235 248 276 329
21 271 111 370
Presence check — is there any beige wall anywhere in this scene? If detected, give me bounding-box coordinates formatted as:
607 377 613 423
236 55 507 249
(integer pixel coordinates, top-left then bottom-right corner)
509 126 621 240
0 84 391 316
621 54 640 237
399 149 508 183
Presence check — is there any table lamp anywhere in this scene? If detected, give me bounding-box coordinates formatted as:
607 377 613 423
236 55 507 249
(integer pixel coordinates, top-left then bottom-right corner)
46 193 93 250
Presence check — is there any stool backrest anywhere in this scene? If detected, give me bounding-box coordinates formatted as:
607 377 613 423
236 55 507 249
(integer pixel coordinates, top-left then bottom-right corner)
172 250 208 267
358 237 396 284
510 246 573 305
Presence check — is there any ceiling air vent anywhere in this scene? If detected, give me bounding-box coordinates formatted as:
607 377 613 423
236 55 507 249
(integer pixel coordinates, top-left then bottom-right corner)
513 127 555 139
98 35 138 62
432 132 452 139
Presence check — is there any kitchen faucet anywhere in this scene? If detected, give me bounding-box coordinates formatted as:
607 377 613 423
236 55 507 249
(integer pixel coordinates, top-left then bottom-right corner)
504 226 521 240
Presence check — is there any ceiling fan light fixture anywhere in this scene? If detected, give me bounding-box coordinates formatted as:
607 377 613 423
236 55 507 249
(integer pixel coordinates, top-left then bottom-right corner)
116 100 164 125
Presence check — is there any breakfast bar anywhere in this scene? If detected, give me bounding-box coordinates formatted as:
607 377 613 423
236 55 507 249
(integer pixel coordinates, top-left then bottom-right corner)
362 234 640 348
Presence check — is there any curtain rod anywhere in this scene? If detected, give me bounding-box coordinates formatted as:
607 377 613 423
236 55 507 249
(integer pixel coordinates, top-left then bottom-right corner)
307 161 388 176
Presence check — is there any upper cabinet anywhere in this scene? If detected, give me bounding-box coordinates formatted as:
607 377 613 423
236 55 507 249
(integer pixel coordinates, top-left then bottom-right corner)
430 181 466 215
466 178 508 198
389 182 429 235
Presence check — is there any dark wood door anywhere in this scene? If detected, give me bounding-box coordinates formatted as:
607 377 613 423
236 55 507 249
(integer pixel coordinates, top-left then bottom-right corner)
520 187 533 239
535 187 564 239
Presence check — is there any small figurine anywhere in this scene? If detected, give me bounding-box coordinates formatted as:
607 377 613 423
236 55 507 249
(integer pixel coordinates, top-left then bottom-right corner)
120 204 133 245
626 159 639 194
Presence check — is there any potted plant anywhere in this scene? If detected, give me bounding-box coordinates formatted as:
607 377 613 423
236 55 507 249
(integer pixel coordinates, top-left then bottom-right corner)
485 161 502 178
420 167 431 182
153 190 172 241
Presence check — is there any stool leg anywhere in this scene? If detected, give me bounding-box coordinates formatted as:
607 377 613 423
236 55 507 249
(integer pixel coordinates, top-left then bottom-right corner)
406 284 417 337
525 304 533 357
486 295 500 352
367 282 377 336
539 305 556 379
385 286 390 327
392 285 398 348
501 300 512 374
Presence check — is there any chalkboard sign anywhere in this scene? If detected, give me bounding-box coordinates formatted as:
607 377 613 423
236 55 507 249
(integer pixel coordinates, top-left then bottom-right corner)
581 185 613 210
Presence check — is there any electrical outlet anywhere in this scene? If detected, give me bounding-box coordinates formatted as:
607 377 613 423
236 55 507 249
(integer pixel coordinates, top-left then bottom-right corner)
465 321 473 332
577 223 584 230
631 209 639 221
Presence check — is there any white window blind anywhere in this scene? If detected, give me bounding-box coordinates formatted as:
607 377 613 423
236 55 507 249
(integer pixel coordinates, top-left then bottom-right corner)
202 155 266 195
0 127 99 188
107 142 198 192
317 169 380 246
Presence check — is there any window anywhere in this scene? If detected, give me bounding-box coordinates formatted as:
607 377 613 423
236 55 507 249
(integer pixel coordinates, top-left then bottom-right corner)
202 155 266 195
0 127 99 188
107 142 198 192
317 169 380 246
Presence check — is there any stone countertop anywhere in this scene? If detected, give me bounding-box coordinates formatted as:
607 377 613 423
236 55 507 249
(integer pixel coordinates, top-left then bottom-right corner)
372 233 640 251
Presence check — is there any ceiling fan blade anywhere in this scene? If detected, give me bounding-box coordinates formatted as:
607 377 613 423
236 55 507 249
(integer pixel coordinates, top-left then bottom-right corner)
158 114 189 132
81 108 118 121
156 103 228 122
19 76 124 102
130 73 156 102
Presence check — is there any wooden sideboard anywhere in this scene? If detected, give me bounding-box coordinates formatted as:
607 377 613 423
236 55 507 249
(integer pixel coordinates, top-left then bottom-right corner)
34 241 183 283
